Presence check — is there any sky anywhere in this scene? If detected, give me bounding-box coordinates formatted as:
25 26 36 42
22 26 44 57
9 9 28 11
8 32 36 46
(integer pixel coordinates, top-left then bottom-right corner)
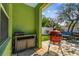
42 3 66 26
42 3 63 19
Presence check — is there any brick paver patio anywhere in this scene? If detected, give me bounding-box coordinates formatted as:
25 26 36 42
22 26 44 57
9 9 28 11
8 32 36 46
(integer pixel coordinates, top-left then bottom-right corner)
13 40 79 56
33 40 79 56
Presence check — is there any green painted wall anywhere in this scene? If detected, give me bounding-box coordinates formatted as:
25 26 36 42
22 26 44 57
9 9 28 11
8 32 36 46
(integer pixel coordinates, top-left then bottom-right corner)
35 4 50 48
35 4 43 48
2 39 12 56
0 3 36 56
0 4 12 56
0 39 10 55
0 3 43 55
12 3 36 34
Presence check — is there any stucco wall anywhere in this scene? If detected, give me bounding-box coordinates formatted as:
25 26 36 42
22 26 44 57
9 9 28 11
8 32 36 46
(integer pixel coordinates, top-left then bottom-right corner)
0 3 36 56
12 3 36 34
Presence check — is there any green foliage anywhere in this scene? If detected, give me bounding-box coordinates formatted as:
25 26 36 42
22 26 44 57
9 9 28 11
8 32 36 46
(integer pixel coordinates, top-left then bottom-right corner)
54 23 64 31
42 15 63 31
42 35 49 41
42 15 55 27
42 15 50 27
58 4 79 21
57 4 79 32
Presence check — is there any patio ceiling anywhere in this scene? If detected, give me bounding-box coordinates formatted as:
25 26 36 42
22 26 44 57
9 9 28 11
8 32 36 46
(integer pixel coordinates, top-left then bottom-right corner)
24 3 38 8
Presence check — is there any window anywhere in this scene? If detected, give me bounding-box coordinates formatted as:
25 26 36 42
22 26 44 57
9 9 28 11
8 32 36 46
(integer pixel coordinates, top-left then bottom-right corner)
0 8 8 44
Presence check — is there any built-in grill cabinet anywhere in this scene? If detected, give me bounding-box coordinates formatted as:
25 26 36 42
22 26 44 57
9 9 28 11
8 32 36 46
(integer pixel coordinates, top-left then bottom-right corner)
13 34 36 53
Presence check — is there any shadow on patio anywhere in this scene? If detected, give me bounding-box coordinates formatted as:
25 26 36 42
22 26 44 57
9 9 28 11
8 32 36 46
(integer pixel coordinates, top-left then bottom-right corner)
12 39 79 56
33 40 79 56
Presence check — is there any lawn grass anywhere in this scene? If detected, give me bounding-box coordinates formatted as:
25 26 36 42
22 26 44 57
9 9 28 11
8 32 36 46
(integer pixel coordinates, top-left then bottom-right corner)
42 35 49 41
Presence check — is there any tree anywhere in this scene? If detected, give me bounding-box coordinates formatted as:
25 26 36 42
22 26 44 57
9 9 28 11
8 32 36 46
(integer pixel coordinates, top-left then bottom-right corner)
57 3 79 32
42 15 50 27
42 15 63 31
49 18 56 27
